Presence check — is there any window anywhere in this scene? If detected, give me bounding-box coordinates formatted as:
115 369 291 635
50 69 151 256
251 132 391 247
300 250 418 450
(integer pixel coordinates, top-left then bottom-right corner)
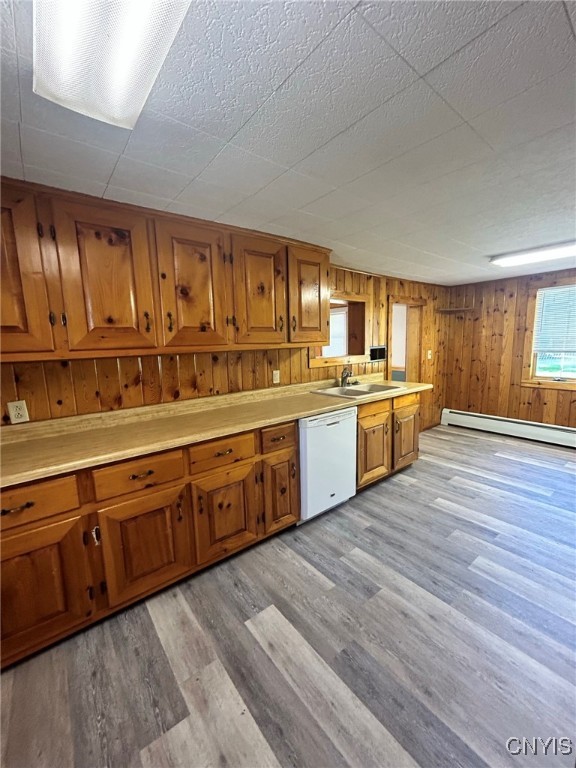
321 305 348 357
532 284 576 379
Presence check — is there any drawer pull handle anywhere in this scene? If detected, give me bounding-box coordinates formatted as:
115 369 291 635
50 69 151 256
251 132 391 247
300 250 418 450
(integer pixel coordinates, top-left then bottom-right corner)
215 448 233 457
1 501 34 516
271 435 286 442
129 469 155 480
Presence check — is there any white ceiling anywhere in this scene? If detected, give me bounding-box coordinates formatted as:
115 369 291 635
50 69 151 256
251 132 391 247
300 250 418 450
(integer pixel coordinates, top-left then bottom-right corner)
1 0 575 285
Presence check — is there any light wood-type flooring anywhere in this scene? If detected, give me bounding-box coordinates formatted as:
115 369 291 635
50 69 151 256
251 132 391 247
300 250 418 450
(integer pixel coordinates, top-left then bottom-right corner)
2 426 575 768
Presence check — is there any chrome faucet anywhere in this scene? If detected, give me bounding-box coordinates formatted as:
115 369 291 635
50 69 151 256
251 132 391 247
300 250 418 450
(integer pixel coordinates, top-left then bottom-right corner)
340 367 353 387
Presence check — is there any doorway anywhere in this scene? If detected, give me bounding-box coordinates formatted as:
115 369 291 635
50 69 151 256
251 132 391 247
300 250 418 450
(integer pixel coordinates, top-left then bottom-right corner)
388 297 425 382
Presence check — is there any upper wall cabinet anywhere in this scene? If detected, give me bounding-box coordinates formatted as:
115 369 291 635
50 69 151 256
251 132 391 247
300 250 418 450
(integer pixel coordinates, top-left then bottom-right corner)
231 234 288 344
51 200 158 351
288 246 329 344
155 219 230 346
1 186 55 353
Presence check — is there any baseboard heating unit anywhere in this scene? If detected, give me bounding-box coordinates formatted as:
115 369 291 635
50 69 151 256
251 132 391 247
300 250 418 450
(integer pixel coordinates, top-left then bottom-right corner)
440 409 576 449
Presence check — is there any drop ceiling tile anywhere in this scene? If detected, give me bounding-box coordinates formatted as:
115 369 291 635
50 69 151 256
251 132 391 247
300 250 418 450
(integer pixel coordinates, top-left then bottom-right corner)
145 0 351 141
216 210 272 231
220 197 296 224
358 1 520 75
197 145 287 196
1 118 20 162
175 178 247 214
17 56 131 153
343 124 495 203
165 200 224 221
302 188 373 219
232 11 419 166
393 229 485 262
20 125 119 183
267 210 332 233
294 79 463 185
470 66 576 151
103 187 173 211
425 2 575 120
566 1 576 30
248 171 336 209
12 0 31 58
500 123 576 176
123 111 224 177
23 165 107 197
107 156 192 199
1 0 15 51
2 159 23 178
337 214 419 248
1 45 19 121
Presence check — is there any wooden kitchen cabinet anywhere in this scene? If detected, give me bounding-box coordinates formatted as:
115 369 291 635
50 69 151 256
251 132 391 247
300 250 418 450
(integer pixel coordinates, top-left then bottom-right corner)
393 403 420 470
231 234 288 344
191 463 259 565
1 185 55 353
357 403 393 488
262 446 299 535
288 246 330 344
98 484 193 607
155 218 230 346
1 514 92 662
51 198 158 351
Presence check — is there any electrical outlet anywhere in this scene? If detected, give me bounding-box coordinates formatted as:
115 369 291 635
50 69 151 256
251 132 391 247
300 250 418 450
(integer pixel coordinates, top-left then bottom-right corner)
7 400 30 424
272 369 280 384
427 349 433 360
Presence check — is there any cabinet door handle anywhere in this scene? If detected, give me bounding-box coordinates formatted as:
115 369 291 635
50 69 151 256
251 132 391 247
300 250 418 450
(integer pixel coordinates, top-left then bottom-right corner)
167 312 174 332
291 463 297 479
385 423 389 435
1 500 34 516
91 526 101 546
279 315 284 331
144 311 151 332
129 469 154 480
292 316 297 332
395 421 400 433
176 499 183 522
271 435 286 443
215 448 233 457
198 495 204 514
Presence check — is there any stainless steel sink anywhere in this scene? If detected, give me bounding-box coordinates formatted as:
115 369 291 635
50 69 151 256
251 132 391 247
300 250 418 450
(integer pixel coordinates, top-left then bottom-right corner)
313 384 404 399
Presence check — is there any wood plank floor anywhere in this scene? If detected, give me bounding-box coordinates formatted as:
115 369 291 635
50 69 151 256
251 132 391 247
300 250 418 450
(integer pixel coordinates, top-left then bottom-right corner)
2 426 575 768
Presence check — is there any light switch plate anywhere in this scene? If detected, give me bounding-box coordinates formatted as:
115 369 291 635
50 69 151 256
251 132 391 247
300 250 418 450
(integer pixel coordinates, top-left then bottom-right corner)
272 369 280 384
427 350 433 360
7 400 30 424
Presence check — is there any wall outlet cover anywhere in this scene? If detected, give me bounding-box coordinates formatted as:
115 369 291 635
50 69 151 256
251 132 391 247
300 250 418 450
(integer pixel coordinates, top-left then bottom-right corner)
272 369 280 384
7 400 30 424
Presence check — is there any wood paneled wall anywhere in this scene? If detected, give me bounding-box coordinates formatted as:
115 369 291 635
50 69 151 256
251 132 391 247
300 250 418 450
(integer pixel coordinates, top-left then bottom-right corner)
444 268 576 427
0 267 450 431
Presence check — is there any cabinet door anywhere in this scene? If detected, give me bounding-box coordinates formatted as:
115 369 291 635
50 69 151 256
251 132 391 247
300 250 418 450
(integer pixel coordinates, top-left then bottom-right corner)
393 405 420 470
191 463 258 564
52 199 157 350
357 411 393 487
231 235 287 344
1 516 91 662
1 187 54 353
156 219 230 346
98 485 193 607
262 447 299 534
288 246 330 343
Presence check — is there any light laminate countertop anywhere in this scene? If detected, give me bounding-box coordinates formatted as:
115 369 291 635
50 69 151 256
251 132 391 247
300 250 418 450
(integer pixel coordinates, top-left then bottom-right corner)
1 379 433 488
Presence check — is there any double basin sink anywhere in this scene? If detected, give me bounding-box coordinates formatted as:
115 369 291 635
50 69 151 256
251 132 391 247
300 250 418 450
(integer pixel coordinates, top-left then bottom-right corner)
313 383 404 399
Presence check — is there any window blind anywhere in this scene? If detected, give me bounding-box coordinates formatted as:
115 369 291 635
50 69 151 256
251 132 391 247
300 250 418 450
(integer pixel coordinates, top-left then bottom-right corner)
533 284 576 353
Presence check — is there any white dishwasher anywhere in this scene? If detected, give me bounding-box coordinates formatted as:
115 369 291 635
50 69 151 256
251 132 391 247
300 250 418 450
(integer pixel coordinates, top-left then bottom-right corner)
299 406 357 523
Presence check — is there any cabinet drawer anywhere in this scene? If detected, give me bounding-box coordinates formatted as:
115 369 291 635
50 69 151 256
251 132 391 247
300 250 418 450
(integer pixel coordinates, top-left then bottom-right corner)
1 475 80 531
92 450 184 501
261 422 297 454
393 393 419 409
357 398 392 419
189 432 256 476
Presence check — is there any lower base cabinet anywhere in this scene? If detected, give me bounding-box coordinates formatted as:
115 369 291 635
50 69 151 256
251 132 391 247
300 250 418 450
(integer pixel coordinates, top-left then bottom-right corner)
0 417 316 667
191 463 259 565
357 394 421 488
262 447 299 534
98 485 193 607
0 515 92 661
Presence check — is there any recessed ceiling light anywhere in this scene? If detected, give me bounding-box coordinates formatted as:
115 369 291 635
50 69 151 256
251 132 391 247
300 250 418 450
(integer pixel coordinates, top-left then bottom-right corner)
489 241 576 267
33 0 192 129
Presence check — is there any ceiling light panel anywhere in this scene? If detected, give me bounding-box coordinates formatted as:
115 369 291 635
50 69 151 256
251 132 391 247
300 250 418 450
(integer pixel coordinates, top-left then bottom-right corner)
33 0 192 129
490 242 576 267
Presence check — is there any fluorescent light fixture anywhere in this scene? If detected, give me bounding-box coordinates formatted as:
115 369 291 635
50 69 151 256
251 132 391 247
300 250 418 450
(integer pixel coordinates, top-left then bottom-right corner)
33 0 192 129
489 241 576 267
